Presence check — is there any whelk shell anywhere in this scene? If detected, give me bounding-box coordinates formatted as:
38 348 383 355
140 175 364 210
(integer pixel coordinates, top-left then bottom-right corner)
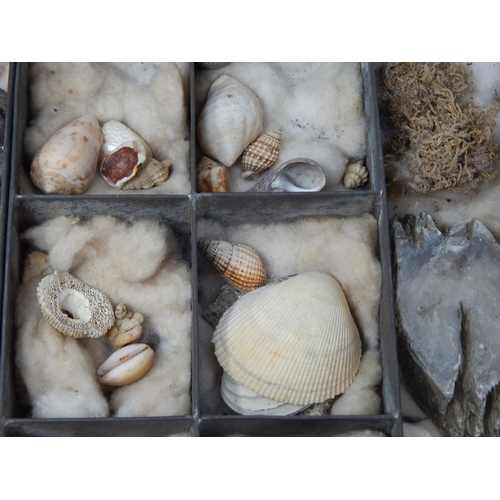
199 239 266 292
241 127 283 180
121 158 172 190
97 343 154 386
196 156 230 192
30 115 103 195
343 160 369 189
197 74 264 167
36 270 115 339
212 271 362 405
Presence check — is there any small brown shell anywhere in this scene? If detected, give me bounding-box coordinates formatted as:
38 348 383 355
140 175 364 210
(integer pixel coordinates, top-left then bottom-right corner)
121 158 172 190
343 161 369 189
241 127 283 180
199 239 266 292
196 156 230 192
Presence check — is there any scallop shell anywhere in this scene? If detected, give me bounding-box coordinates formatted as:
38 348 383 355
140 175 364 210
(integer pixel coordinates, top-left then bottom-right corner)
30 115 103 194
199 239 266 292
198 63 230 69
241 127 283 180
196 156 230 192
212 271 362 405
97 343 154 386
343 161 369 189
36 270 115 339
197 74 264 167
100 120 153 188
121 158 172 190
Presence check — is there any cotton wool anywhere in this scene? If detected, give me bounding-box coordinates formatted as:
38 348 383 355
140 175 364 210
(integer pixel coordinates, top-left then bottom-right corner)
16 216 192 418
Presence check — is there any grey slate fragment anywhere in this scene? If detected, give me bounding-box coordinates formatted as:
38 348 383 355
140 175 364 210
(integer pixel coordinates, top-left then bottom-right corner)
392 212 500 436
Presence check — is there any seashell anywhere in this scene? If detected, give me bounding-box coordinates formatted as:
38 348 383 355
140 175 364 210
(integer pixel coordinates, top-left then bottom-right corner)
343 160 369 189
249 157 326 193
36 270 115 339
212 271 362 405
100 120 153 188
197 74 264 167
196 156 230 192
241 127 283 180
30 115 103 194
121 158 172 190
97 343 154 386
107 311 144 349
221 372 310 416
199 239 266 292
197 63 230 69
115 303 128 320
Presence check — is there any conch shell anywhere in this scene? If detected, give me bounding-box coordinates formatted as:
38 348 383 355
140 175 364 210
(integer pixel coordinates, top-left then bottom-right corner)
30 115 103 194
196 156 230 192
212 271 362 405
197 74 264 167
241 127 283 180
198 239 266 292
343 160 369 189
36 270 115 339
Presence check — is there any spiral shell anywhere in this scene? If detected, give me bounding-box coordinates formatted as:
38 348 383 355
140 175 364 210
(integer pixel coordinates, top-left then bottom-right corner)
212 271 362 405
198 63 230 69
36 270 115 339
121 158 172 190
196 156 230 192
199 239 266 292
197 74 264 167
241 127 283 180
343 160 369 189
30 115 103 194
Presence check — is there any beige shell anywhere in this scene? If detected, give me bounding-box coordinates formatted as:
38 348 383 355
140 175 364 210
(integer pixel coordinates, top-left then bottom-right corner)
199 239 266 292
30 115 103 194
241 127 283 180
212 271 362 405
107 311 144 349
36 270 115 339
343 161 369 189
97 343 154 386
221 372 310 416
196 156 230 192
197 74 264 167
121 158 172 190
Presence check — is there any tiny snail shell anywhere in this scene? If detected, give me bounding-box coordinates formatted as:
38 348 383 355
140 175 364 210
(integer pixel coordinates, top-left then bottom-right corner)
97 343 154 386
343 160 369 189
196 156 230 192
241 127 283 180
121 158 172 190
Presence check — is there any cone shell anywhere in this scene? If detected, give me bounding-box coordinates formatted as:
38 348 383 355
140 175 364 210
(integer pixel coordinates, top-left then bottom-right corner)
199 239 266 292
121 158 172 190
196 156 230 192
241 127 283 180
30 115 103 194
197 74 264 167
36 270 115 339
212 271 362 405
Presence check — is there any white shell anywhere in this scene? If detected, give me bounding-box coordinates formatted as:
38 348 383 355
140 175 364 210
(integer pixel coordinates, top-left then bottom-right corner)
213 271 362 405
197 74 264 167
30 115 103 194
343 161 369 189
196 156 230 192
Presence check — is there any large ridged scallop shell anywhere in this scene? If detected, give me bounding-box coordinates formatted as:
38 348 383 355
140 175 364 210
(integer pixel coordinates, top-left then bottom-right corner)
241 127 283 180
196 156 230 192
197 74 264 167
30 115 103 194
121 158 172 190
199 239 266 292
212 271 362 405
36 270 115 339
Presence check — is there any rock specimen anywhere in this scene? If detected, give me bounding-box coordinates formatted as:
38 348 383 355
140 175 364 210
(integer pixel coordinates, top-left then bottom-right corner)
392 212 500 436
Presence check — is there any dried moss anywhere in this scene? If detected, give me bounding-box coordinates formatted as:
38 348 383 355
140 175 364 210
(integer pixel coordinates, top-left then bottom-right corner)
380 62 500 193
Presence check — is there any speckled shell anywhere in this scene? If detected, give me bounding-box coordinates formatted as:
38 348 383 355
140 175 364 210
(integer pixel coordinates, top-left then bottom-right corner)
212 271 362 405
30 115 103 194
36 270 115 339
199 239 266 292
121 158 172 190
343 161 369 189
241 127 283 180
197 74 264 167
196 156 230 192
198 63 230 69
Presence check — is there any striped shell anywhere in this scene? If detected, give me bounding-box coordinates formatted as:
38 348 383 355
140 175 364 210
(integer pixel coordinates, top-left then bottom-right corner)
36 270 115 339
198 63 230 69
197 74 264 167
121 158 172 190
241 127 283 180
30 115 103 195
196 156 230 192
212 271 362 405
199 239 266 292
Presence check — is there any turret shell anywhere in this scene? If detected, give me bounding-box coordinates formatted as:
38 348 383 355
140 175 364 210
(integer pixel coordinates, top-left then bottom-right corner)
241 127 283 180
212 271 362 405
196 156 230 192
121 158 172 190
343 161 369 189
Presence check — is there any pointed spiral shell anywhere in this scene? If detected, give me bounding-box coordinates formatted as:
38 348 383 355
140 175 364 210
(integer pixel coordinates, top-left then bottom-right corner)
121 158 172 190
343 161 369 189
241 127 283 180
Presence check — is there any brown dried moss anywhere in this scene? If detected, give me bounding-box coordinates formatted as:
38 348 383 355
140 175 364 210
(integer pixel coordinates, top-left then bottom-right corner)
380 62 500 193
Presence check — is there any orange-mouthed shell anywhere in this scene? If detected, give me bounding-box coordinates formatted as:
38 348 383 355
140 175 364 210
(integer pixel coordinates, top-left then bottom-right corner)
196 156 230 192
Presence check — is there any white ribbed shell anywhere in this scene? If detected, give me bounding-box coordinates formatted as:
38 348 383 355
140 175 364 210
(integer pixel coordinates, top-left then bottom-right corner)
197 74 264 167
213 271 362 405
